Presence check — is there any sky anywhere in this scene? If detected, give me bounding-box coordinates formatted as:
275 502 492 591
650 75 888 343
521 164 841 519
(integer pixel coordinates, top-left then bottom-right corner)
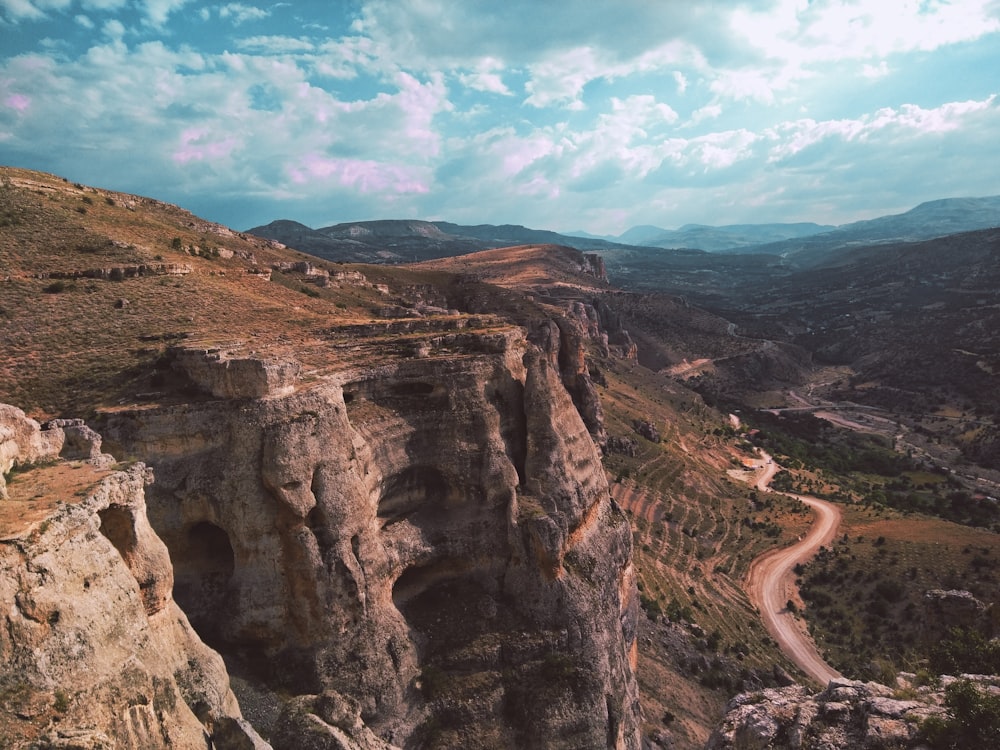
2 1 999 236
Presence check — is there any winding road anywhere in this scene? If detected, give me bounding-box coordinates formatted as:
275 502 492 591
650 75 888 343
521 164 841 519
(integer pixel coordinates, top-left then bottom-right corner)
744 454 843 686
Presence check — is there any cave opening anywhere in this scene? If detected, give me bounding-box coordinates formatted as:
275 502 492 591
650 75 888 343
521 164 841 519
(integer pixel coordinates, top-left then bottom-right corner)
98 506 136 561
377 465 452 527
171 520 235 647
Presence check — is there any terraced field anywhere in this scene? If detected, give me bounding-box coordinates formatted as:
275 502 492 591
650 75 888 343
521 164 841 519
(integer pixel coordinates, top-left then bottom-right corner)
595 357 816 745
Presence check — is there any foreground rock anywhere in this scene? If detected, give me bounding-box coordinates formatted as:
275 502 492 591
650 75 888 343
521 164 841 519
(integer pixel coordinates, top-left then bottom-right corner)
705 676 989 749
0 405 264 749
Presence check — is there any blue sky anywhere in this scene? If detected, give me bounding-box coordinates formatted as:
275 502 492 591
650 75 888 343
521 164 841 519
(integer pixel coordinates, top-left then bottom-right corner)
2 1 999 235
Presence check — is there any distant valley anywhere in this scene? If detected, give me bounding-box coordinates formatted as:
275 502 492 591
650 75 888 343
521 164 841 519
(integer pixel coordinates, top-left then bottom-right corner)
3 168 1000 750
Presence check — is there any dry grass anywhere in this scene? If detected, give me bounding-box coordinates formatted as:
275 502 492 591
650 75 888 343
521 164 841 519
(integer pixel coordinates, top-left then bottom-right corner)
0 461 113 539
0 167 492 419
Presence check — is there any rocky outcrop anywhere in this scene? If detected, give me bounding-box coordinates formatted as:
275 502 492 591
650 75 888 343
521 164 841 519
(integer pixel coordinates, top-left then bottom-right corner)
101 328 641 749
0 405 262 749
170 344 302 399
706 677 958 750
922 589 994 641
0 405 109 500
530 317 608 449
582 253 609 283
564 299 637 362
632 420 661 444
38 263 193 280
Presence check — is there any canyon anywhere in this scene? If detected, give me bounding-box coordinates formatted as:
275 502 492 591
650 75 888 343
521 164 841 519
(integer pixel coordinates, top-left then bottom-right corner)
3 167 999 749
0 168 644 749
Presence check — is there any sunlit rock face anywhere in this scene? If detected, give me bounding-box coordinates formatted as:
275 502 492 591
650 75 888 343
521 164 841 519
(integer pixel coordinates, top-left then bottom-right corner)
102 328 641 749
0 405 258 749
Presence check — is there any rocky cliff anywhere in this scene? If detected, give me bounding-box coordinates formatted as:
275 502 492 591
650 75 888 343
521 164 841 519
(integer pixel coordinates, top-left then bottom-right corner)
98 322 642 748
0 404 262 749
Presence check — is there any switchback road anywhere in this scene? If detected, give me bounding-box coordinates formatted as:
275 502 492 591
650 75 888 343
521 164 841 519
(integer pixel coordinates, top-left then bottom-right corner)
744 454 843 686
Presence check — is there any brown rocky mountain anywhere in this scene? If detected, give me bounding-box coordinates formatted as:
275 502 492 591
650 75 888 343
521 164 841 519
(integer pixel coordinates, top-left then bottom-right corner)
1 168 642 748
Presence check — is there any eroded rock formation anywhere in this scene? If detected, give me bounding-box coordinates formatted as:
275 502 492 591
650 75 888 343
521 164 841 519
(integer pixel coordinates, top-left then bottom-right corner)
100 326 641 748
0 405 261 749
705 677 959 750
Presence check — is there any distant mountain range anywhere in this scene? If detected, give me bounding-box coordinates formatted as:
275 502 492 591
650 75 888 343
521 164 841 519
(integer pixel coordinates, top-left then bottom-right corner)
742 195 1000 266
571 222 835 252
246 219 624 264
249 195 1000 264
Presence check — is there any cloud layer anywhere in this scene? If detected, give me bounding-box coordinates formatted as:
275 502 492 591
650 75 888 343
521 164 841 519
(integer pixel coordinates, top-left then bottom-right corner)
2 0 998 233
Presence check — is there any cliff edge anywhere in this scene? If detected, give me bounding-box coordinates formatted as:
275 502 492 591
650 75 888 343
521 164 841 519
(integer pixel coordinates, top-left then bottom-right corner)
0 404 265 749
100 322 641 748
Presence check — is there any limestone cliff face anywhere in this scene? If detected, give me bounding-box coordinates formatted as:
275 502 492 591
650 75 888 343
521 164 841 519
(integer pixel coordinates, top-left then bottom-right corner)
101 327 641 748
0 405 260 749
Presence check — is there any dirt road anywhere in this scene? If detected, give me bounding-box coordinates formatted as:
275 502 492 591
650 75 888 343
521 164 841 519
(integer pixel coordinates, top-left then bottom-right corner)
745 455 843 686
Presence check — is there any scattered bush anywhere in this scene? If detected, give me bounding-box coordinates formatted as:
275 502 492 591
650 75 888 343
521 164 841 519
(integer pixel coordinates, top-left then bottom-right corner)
930 627 1000 676
922 679 1000 748
43 280 67 294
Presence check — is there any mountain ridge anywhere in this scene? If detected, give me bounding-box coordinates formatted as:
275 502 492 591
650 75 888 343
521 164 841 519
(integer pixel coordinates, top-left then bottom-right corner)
249 194 1000 262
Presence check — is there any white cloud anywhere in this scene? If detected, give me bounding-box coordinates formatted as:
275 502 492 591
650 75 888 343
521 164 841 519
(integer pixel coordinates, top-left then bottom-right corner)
689 129 760 170
690 103 723 125
74 13 93 28
219 3 269 25
524 46 603 108
313 37 378 79
287 154 429 195
82 0 127 10
862 60 890 78
457 57 511 95
733 0 1000 65
102 18 123 39
2 1 999 232
767 96 998 162
236 36 315 54
1 0 70 22
140 0 190 27
709 69 778 104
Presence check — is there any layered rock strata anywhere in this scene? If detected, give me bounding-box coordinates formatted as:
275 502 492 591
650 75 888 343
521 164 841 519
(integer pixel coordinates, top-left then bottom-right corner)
0 405 260 749
101 326 641 748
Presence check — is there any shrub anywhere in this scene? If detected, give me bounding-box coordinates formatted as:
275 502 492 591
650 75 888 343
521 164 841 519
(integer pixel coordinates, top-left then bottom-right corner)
922 679 1000 748
930 627 1000 675
43 280 67 294
640 592 663 619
